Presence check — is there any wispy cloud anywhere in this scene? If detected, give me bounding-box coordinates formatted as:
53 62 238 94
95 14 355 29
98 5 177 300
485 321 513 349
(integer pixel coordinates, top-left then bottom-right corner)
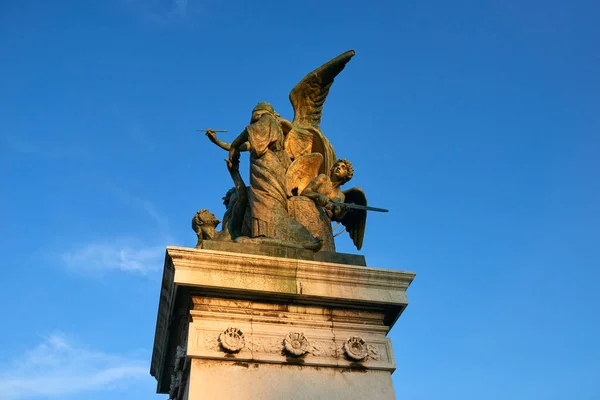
61 238 165 275
107 186 171 230
126 0 199 25
56 185 174 277
0 334 150 399
4 135 88 159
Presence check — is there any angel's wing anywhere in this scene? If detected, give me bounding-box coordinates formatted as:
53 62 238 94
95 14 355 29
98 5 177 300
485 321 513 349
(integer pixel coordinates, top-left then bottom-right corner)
285 153 324 197
340 187 367 250
283 123 314 161
311 127 337 175
289 50 355 128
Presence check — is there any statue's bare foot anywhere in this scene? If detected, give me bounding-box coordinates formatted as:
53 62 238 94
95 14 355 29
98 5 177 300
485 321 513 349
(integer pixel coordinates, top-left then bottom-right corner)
304 236 323 252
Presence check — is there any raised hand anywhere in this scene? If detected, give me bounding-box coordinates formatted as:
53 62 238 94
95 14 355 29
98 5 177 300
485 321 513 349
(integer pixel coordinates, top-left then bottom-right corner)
205 128 218 143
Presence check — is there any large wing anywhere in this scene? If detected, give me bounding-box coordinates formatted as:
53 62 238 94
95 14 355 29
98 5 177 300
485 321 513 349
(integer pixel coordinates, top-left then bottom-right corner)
285 153 324 197
290 50 355 128
340 187 367 250
311 127 336 175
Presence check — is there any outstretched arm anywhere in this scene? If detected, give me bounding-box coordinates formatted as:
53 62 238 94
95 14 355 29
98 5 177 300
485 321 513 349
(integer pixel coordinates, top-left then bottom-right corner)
206 130 250 151
301 175 330 207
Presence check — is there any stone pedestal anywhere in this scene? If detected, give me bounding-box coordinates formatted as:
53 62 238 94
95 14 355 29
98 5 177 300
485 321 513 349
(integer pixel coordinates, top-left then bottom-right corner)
150 244 415 400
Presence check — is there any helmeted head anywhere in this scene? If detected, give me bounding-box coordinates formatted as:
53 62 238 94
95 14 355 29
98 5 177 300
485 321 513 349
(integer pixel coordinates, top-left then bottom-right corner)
251 102 275 123
330 158 354 184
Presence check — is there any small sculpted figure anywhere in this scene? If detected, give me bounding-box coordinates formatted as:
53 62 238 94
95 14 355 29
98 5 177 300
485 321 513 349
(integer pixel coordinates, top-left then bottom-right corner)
219 158 250 240
191 209 221 249
301 158 354 221
301 159 368 250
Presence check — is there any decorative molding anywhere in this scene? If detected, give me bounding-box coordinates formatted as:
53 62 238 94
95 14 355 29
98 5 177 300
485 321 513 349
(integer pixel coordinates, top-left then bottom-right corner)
248 336 282 354
367 343 381 361
190 327 394 370
202 332 220 351
307 340 339 358
343 337 368 361
167 246 415 297
284 332 310 356
218 328 246 353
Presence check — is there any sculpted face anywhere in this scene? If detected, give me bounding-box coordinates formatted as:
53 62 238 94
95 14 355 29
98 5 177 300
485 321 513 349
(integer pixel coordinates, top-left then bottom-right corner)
332 162 348 181
199 210 220 240
204 210 217 221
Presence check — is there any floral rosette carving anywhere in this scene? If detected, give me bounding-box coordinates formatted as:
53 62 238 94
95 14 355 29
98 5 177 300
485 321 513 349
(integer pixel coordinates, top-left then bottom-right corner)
218 327 245 353
343 336 368 361
284 332 309 356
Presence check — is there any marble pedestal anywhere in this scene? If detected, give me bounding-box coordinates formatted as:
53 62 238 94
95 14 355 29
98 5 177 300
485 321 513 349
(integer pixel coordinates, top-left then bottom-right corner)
150 244 415 400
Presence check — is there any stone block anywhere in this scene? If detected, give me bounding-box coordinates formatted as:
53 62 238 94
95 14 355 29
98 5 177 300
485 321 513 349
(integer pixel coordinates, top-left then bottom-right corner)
150 246 415 399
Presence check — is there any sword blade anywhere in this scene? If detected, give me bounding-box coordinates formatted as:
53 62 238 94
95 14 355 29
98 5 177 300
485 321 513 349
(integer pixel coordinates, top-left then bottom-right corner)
342 203 389 213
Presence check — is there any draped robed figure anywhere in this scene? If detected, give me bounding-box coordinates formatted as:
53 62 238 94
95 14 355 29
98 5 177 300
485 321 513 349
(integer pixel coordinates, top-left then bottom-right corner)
229 103 316 246
245 110 290 237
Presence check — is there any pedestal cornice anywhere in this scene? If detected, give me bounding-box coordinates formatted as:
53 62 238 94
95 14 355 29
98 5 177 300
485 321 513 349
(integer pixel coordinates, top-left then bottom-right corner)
150 245 415 394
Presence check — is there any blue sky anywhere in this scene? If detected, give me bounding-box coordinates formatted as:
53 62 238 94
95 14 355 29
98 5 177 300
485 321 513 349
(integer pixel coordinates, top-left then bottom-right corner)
1 0 599 398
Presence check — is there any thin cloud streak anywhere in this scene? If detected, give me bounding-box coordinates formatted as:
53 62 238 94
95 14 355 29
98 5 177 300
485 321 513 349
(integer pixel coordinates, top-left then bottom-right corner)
61 238 164 275
106 185 170 231
126 0 199 25
4 135 88 159
0 334 149 399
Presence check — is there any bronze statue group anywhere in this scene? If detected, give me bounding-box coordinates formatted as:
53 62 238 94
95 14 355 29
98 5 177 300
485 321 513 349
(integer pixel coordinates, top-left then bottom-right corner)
194 51 384 253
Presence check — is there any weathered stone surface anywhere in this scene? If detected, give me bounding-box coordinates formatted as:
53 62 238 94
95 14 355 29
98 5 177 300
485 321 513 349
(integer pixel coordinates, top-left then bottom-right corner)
288 196 336 252
187 361 396 400
150 246 415 398
165 246 412 306
187 296 394 370
202 240 366 266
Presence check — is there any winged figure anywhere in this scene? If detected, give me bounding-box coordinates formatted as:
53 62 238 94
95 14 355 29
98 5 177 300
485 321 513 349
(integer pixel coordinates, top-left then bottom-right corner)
300 158 368 250
200 50 380 253
280 50 355 175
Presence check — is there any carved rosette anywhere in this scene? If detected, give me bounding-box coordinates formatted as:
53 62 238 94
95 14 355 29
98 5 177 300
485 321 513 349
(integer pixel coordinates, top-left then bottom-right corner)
218 327 245 353
283 332 309 356
343 336 369 361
